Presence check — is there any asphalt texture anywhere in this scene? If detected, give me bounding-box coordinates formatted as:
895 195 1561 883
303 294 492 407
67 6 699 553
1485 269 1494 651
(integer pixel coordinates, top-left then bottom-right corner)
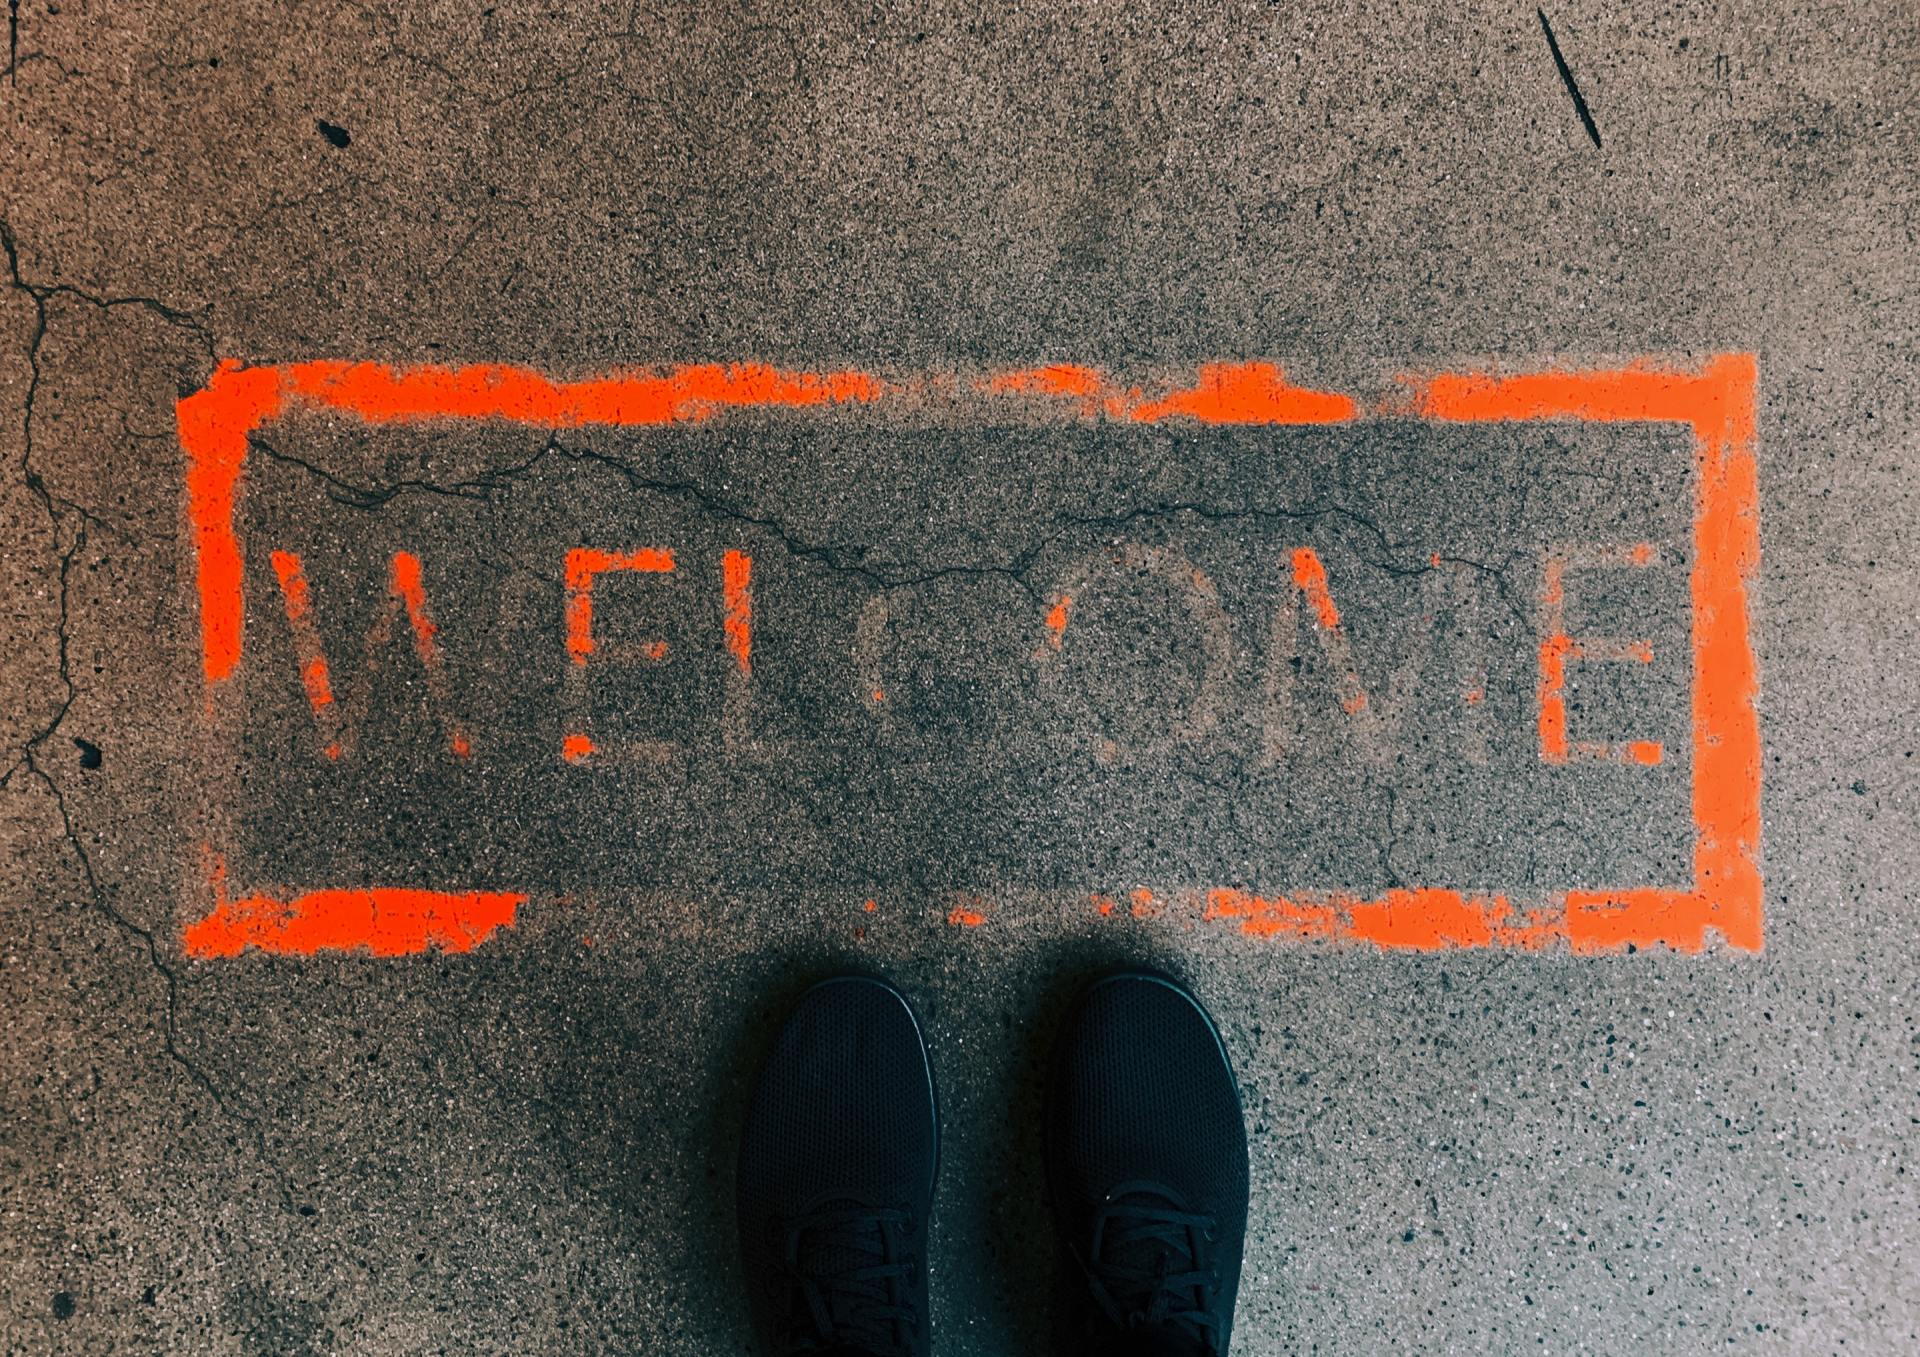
2 2 1917 1353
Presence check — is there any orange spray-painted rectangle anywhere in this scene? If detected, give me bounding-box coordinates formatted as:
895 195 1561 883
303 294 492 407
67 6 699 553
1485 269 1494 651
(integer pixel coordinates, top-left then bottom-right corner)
177 354 1761 957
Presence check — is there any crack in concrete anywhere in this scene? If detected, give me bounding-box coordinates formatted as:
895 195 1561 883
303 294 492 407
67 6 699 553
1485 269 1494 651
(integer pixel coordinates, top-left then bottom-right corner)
0 216 211 772
342 0 657 109
1 218 290 1202
1055 497 1532 627
1378 784 1408 890
245 430 1536 628
252 432 1054 603
10 518 287 1207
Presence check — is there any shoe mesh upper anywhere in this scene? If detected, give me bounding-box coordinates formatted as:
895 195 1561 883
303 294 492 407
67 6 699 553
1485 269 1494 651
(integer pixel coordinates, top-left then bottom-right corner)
1047 974 1250 1356
737 979 938 1357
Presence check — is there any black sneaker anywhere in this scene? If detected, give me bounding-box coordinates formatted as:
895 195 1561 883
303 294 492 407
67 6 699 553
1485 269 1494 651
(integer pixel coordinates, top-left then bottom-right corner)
737 976 940 1357
1045 971 1250 1357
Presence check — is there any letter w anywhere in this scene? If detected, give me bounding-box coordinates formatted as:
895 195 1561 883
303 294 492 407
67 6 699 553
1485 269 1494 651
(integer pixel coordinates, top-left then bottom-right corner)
269 549 471 762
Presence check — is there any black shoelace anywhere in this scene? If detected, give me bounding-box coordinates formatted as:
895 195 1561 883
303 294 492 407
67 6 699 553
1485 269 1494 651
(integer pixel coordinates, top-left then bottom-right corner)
1082 1181 1222 1350
778 1202 919 1356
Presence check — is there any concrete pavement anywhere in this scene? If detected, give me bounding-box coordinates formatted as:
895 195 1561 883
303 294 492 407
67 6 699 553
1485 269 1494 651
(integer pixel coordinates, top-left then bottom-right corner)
2 2 1916 1352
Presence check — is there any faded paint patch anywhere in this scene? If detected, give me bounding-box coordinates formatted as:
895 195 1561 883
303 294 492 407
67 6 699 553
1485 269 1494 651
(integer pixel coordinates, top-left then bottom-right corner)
1263 546 1380 761
267 547 470 761
1043 594 1073 648
985 361 1357 424
1536 550 1660 766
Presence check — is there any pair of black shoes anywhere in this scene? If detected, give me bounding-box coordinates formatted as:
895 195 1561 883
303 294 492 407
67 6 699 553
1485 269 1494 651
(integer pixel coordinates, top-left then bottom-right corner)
736 971 1250 1357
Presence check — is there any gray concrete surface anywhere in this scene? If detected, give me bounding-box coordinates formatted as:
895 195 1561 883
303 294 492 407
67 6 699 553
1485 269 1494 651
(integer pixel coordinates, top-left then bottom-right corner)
2 1 1917 1352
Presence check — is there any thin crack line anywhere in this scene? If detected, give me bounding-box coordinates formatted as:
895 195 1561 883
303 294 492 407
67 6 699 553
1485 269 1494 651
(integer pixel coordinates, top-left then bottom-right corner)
245 435 1538 625
3 219 286 1203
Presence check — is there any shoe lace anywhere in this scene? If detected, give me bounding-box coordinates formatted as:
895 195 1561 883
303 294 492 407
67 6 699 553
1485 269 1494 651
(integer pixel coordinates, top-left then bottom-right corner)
1082 1181 1222 1349
777 1201 919 1356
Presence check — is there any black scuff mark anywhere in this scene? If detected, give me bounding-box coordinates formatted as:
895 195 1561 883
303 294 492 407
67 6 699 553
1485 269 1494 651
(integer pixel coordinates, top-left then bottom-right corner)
1537 8 1602 149
7 0 18 84
315 117 352 148
73 735 100 768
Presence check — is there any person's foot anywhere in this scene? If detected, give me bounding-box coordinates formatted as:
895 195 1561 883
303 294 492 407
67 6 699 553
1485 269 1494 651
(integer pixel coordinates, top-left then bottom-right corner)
1045 971 1250 1357
737 976 940 1357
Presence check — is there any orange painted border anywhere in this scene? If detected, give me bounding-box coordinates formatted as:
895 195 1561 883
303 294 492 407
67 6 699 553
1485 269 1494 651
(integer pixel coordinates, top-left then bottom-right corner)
176 357 1760 956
